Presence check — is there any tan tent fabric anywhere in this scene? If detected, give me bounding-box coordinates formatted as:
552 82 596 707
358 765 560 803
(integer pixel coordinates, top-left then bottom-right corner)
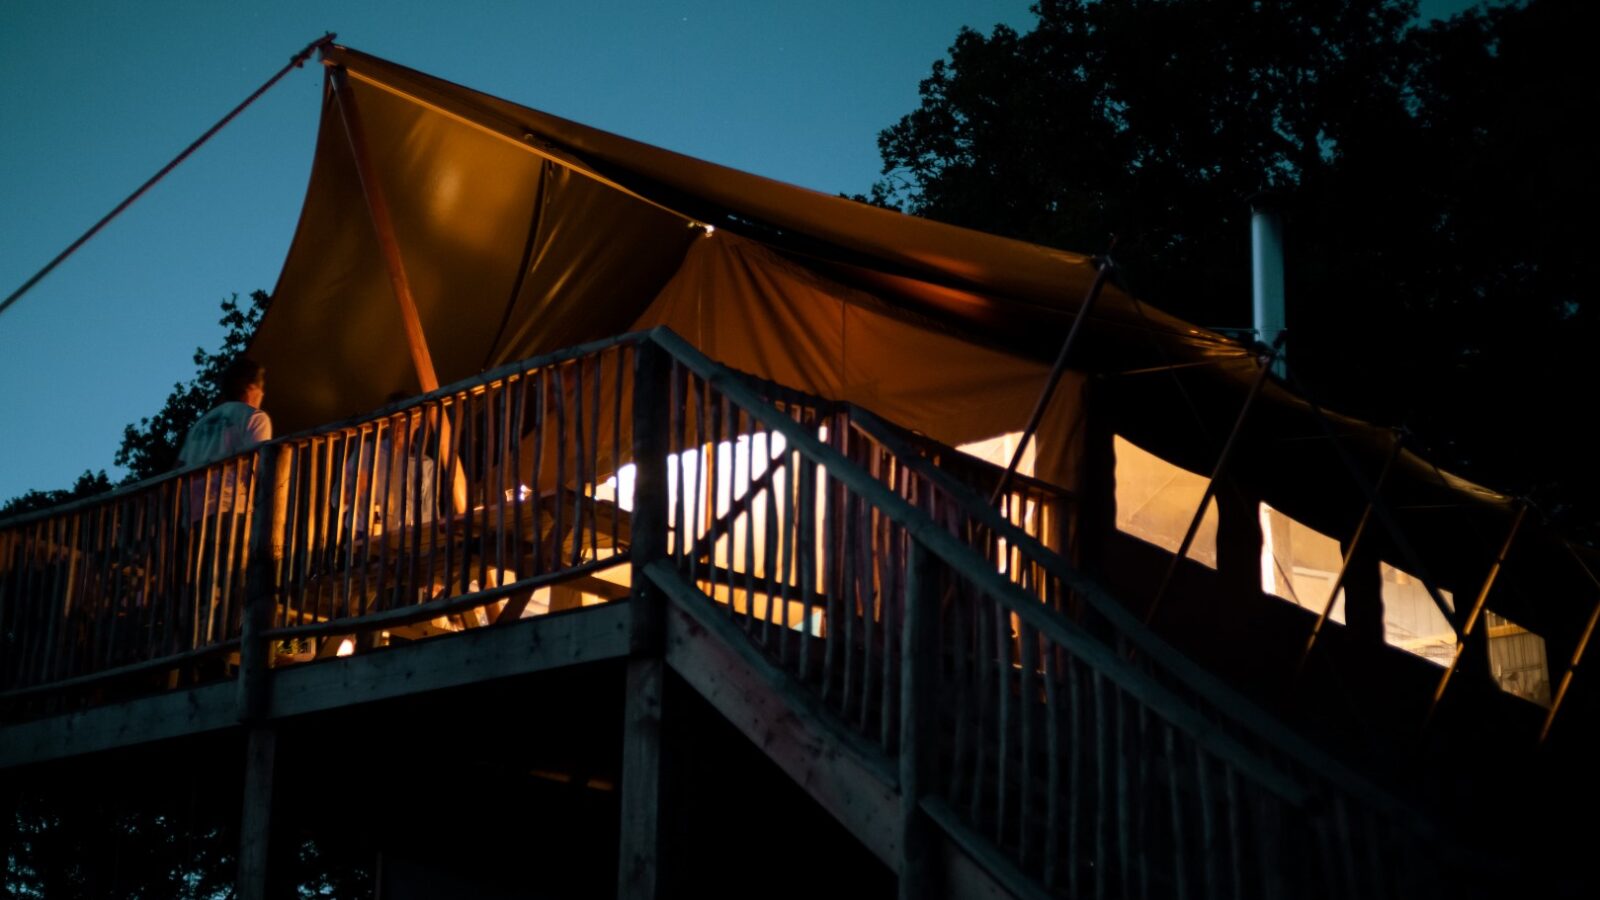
245 44 1593 644
253 68 693 434
631 233 1084 488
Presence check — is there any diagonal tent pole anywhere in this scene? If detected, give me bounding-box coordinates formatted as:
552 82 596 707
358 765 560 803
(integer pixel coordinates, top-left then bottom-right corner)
1295 434 1404 677
1143 338 1281 627
1542 540 1600 743
1279 364 1458 635
1 34 337 321
1425 501 1528 728
331 66 467 515
989 241 1117 507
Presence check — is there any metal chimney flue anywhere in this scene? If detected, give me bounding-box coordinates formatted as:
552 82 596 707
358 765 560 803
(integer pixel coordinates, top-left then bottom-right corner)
1250 198 1286 373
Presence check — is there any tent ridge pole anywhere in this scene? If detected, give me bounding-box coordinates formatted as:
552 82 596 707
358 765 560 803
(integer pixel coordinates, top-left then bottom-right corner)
331 66 467 514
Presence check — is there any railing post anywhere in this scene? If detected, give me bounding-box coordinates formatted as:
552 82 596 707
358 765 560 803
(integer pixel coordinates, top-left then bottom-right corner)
618 338 671 900
237 444 287 900
899 538 940 899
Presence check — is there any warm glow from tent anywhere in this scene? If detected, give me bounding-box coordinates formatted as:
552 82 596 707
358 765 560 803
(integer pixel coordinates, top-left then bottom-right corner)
1112 436 1218 568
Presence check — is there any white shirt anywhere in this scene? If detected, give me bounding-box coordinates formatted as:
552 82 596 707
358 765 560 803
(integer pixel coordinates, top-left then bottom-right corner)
178 401 272 517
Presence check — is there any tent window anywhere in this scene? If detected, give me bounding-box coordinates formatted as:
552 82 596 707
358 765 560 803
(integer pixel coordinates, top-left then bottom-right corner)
1113 436 1218 569
1380 563 1455 665
957 431 1036 479
1259 503 1346 620
1485 611 1551 707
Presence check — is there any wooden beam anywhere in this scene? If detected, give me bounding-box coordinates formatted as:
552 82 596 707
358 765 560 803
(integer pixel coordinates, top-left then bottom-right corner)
654 564 903 866
331 66 467 515
238 444 287 723
0 605 630 768
236 724 277 900
617 340 670 900
923 798 1054 900
0 681 238 769
264 603 629 719
899 540 939 900
617 657 665 900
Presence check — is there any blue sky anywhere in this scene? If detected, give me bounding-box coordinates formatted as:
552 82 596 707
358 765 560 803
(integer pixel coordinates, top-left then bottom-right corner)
0 0 1480 504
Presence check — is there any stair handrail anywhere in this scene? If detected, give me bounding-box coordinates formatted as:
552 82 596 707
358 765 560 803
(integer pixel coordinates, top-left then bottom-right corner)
643 325 1455 847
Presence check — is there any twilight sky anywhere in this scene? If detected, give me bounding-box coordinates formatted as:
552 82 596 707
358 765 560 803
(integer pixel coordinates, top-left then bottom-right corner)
0 0 1479 505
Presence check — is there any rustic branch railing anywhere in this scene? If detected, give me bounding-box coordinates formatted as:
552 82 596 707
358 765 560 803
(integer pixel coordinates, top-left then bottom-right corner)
0 334 643 699
643 327 1477 899
261 336 637 645
1 325 1483 897
0 453 259 695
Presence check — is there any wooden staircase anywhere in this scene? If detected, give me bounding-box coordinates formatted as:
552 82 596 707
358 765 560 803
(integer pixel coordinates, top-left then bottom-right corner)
626 329 1503 900
3 328 1569 898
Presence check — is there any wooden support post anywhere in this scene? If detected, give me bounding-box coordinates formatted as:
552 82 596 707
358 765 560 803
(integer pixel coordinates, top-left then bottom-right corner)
331 66 467 515
618 340 670 900
236 444 286 900
899 539 940 900
238 725 278 900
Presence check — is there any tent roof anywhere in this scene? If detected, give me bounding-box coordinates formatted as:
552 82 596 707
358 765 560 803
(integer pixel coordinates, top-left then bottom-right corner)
250 44 1593 640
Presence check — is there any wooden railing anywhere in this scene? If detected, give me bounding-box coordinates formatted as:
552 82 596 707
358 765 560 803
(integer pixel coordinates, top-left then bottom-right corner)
0 334 642 701
642 328 1480 900
0 453 260 695
259 336 637 649
1 325 1483 896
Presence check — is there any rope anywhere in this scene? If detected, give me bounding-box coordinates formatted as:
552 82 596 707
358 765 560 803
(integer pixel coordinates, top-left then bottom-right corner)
0 33 337 322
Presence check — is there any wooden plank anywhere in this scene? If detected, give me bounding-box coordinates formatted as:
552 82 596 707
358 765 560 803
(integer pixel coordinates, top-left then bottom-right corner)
263 603 629 719
941 832 1025 900
655 564 902 867
0 606 630 768
923 797 1054 900
0 680 238 768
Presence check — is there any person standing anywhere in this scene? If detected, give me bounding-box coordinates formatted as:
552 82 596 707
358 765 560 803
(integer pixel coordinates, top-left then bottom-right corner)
176 357 272 649
178 358 272 477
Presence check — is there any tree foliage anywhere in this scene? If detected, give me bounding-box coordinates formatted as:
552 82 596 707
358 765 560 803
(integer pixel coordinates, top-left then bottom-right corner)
872 0 1597 537
0 470 115 519
2 291 268 519
114 290 271 482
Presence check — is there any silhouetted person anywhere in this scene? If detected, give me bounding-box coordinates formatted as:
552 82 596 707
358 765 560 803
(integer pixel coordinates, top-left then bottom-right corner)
174 357 272 649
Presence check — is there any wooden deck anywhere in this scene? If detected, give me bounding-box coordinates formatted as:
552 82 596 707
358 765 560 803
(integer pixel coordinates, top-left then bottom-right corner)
2 329 1577 899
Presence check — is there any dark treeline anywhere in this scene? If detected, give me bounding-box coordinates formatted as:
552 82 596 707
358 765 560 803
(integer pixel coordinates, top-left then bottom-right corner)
866 0 1596 541
0 291 268 520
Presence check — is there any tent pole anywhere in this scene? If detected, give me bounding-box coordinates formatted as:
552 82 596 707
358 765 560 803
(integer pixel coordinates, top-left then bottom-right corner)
1279 367 1457 636
1541 542 1600 743
1295 435 1404 678
332 67 467 515
1425 501 1527 729
989 244 1117 507
1143 340 1279 627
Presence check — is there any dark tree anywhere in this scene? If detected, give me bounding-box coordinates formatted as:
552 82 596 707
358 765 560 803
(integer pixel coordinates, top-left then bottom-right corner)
0 470 114 519
872 0 1598 538
114 290 270 482
1 291 270 517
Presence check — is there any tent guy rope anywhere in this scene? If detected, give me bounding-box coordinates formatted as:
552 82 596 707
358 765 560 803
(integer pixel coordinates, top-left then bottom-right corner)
0 33 336 323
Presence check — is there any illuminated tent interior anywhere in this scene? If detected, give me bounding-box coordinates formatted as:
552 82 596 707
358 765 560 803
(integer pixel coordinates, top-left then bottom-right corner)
250 45 1595 700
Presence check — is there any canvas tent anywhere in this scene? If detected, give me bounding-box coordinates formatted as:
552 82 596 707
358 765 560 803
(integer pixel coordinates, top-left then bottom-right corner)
250 45 1595 661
